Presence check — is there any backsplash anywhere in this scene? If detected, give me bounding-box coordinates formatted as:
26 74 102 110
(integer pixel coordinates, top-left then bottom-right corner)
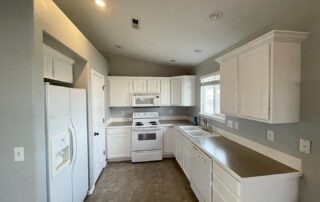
110 106 189 118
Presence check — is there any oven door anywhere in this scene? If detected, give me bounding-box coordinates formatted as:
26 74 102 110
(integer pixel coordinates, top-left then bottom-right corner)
132 127 163 151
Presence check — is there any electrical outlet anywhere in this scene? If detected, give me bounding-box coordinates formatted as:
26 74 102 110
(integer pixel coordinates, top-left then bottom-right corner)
227 120 233 128
267 130 274 142
234 122 239 130
14 147 24 162
299 138 311 154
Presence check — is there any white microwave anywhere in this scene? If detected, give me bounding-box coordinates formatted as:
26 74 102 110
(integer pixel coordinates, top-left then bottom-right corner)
132 93 161 107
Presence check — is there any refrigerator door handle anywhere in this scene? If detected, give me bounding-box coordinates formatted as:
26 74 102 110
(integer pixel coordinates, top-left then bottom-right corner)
71 120 78 169
69 121 77 168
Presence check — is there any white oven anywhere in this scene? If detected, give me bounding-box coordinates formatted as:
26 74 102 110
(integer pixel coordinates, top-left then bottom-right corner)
132 93 160 107
131 127 163 162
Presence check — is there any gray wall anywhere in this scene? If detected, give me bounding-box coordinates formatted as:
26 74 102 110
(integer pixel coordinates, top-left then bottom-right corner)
190 24 320 202
0 1 40 201
111 107 189 118
102 52 191 77
104 52 193 118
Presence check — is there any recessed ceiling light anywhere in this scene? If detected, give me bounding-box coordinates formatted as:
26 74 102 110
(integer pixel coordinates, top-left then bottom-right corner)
114 45 122 48
95 0 106 7
194 49 203 53
170 59 176 63
209 11 223 20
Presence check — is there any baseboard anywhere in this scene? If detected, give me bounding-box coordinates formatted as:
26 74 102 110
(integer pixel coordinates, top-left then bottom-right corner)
107 157 131 162
215 127 302 171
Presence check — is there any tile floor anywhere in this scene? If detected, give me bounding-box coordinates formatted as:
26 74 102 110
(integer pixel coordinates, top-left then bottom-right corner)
85 158 198 202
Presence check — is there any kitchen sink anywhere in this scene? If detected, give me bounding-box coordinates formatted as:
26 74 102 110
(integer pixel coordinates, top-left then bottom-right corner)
179 126 201 131
178 126 220 137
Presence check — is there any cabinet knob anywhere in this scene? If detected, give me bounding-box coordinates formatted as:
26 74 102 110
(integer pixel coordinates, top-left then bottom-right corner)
94 132 99 136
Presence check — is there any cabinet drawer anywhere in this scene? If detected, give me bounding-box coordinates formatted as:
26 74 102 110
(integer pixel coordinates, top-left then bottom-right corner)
212 161 240 197
213 174 240 202
107 128 131 135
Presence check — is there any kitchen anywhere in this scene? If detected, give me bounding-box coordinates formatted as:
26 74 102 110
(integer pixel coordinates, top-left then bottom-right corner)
1 0 320 202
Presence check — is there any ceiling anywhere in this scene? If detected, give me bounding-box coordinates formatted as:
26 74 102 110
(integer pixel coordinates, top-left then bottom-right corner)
53 0 318 67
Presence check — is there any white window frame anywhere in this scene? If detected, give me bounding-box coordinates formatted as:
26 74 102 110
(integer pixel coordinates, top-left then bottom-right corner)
200 72 225 123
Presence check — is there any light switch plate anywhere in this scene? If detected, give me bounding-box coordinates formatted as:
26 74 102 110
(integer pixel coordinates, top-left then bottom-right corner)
227 120 233 128
299 138 311 154
14 147 24 162
234 122 239 130
267 130 274 142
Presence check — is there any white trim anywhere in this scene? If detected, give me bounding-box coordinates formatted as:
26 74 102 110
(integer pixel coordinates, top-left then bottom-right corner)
216 30 308 63
87 184 95 195
200 71 220 81
215 127 302 171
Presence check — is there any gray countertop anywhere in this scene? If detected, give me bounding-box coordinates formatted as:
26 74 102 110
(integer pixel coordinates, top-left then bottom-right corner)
107 121 132 127
159 120 194 126
178 129 299 179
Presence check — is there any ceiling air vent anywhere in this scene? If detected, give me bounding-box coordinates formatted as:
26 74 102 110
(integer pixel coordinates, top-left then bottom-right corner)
132 18 139 29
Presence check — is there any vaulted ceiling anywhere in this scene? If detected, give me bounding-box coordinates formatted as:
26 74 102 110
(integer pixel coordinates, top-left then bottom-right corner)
53 0 318 67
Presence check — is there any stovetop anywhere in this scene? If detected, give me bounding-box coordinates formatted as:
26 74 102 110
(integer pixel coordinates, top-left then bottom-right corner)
132 119 161 127
132 112 160 128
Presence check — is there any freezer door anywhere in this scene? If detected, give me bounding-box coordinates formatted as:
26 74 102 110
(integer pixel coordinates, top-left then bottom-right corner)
46 84 72 202
70 88 89 202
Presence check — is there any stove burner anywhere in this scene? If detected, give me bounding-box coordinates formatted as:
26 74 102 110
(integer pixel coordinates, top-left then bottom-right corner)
149 121 159 126
135 122 144 126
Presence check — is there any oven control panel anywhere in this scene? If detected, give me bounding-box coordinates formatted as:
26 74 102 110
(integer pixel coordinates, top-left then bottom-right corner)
132 112 159 119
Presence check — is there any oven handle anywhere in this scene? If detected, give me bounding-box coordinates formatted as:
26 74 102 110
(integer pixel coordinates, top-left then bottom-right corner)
132 127 163 131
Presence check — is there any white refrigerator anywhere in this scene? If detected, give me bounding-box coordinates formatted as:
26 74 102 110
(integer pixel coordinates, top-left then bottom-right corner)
45 84 89 202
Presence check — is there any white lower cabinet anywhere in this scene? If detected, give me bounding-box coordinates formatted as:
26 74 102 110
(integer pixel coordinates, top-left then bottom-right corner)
163 126 175 155
106 128 131 159
182 136 192 179
174 129 183 167
190 145 212 202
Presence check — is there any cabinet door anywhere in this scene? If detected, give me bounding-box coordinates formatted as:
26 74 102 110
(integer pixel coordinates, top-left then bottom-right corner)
220 57 238 115
174 130 183 167
238 44 270 120
182 136 192 179
190 146 212 202
132 79 146 93
52 55 74 83
107 134 131 158
164 127 175 154
171 78 182 106
160 79 171 106
43 46 53 79
147 79 160 93
109 79 132 106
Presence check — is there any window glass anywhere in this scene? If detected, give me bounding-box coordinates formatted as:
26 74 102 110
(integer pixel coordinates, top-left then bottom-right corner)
200 72 224 119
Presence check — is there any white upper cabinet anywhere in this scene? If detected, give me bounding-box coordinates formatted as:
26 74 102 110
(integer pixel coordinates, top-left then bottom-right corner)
108 78 132 107
171 76 195 106
216 30 308 123
43 44 74 83
132 79 146 93
147 79 160 93
160 79 171 106
220 56 238 115
238 44 270 121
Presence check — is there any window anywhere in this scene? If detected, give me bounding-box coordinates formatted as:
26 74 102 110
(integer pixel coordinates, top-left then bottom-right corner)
200 72 225 121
